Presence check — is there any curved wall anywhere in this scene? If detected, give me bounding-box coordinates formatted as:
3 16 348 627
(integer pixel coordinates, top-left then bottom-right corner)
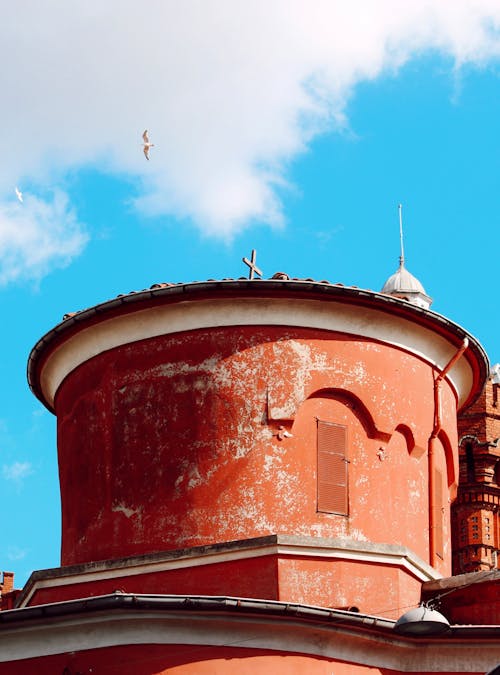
54 322 456 573
27 282 488 583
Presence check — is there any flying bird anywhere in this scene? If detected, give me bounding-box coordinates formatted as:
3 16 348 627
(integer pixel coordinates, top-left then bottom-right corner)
15 187 23 203
142 130 154 160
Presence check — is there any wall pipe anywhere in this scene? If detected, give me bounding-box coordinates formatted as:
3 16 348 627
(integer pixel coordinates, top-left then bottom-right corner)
428 338 469 566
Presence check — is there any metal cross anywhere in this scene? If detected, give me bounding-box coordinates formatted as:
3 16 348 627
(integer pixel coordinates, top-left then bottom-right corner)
242 249 263 279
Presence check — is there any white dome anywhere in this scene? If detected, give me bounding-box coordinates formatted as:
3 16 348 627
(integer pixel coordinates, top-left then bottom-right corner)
382 264 427 295
381 263 432 310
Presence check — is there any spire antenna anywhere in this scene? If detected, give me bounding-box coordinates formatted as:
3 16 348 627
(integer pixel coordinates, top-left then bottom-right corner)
398 203 405 267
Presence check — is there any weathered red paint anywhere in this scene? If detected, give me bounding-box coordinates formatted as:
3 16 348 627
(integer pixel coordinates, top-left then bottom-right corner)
27 555 280 607
54 327 455 575
25 555 421 620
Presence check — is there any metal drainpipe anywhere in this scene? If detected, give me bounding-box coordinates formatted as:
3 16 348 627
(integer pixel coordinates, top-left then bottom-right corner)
428 338 469 566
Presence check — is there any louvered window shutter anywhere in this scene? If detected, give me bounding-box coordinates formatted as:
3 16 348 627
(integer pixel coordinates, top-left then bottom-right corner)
317 420 348 515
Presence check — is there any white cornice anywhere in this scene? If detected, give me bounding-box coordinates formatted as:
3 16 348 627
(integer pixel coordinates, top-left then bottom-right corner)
19 538 439 608
0 603 499 671
38 297 473 408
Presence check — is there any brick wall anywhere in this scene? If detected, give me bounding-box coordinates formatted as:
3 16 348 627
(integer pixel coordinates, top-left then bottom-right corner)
0 571 19 610
452 375 500 574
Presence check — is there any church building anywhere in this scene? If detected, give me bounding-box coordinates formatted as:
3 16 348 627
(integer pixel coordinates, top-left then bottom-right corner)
0 251 499 674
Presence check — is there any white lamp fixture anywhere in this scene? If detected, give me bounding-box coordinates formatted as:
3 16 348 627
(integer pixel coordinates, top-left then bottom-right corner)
394 604 450 636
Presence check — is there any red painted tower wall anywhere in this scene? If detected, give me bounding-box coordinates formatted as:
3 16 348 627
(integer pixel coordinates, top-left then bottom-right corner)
54 324 456 574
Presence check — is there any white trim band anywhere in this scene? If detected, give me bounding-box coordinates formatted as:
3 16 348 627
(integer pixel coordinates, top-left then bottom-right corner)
19 539 439 607
0 606 498 671
39 298 473 408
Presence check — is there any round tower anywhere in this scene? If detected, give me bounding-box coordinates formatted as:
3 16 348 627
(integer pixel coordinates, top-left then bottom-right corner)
27 277 488 614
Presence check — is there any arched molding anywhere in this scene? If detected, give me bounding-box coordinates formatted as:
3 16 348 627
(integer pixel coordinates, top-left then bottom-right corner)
307 388 389 442
393 424 425 458
459 434 479 448
437 428 458 498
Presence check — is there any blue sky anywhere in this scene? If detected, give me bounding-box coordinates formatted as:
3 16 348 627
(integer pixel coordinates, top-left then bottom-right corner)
1 3 500 587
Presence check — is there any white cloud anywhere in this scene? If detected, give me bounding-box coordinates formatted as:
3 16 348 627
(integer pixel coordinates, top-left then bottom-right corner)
7 546 27 562
2 461 33 483
0 0 499 255
0 190 88 285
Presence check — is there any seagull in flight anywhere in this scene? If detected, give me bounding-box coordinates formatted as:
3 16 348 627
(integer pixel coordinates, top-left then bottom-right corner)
142 130 154 160
15 187 23 203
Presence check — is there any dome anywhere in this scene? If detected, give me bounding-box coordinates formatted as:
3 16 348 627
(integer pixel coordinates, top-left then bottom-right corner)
381 262 432 310
382 264 427 295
